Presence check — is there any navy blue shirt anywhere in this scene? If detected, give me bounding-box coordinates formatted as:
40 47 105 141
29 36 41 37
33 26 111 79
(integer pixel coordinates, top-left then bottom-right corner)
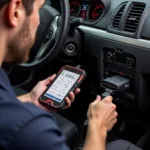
0 68 69 150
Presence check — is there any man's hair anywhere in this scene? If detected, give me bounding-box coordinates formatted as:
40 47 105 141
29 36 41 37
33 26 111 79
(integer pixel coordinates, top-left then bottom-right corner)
0 0 35 16
22 0 35 15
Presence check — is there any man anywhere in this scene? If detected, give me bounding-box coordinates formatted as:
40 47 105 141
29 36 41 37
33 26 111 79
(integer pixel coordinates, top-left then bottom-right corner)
0 0 118 150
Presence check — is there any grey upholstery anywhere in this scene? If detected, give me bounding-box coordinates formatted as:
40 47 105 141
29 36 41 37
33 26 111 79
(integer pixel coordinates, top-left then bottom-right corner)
107 140 142 150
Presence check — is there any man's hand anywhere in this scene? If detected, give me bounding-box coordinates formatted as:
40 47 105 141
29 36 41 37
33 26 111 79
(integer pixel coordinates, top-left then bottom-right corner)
87 96 117 132
18 74 80 112
83 96 117 150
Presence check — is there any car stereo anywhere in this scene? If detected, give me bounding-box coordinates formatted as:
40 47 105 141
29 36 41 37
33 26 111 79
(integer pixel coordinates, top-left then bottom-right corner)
101 48 136 107
103 47 136 69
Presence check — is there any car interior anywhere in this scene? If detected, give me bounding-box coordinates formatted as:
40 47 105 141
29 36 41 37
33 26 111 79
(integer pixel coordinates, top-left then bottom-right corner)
3 0 150 149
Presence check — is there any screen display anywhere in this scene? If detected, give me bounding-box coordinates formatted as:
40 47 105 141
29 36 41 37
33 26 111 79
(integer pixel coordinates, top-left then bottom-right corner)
116 53 127 64
44 70 80 103
80 4 88 19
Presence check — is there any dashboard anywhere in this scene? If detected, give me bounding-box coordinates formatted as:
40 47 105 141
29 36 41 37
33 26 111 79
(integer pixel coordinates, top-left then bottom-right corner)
51 0 109 23
69 0 105 22
50 0 150 114
78 0 150 114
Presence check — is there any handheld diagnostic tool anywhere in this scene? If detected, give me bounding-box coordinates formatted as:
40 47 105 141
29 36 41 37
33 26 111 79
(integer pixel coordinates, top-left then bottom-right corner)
39 65 86 109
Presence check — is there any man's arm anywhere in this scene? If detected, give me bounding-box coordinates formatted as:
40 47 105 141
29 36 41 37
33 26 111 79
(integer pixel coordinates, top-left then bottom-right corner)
17 93 31 103
83 121 107 150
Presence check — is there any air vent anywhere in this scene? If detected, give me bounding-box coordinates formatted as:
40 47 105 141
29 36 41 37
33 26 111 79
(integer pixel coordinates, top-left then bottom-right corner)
124 3 146 33
112 3 127 29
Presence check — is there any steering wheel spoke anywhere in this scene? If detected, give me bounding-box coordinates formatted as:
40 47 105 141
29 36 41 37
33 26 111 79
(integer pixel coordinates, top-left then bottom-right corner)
35 16 59 60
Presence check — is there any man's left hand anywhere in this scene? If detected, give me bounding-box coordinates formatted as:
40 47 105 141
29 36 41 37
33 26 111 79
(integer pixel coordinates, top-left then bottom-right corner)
18 74 80 112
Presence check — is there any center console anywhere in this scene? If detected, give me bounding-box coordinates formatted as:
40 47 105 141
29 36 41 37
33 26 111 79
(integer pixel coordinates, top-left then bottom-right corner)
101 47 137 107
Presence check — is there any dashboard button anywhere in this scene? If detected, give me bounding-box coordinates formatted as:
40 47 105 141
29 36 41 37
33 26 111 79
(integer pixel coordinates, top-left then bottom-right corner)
105 52 115 62
126 57 135 68
66 44 76 53
104 70 111 77
43 26 53 43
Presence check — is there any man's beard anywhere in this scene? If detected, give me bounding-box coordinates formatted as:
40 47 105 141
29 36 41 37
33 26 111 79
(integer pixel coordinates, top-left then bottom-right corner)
7 19 35 64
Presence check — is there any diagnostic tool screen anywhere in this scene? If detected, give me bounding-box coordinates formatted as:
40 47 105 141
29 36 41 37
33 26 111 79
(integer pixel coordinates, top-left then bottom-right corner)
44 70 80 103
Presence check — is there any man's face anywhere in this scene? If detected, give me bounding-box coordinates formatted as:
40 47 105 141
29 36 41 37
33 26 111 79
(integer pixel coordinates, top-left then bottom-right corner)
7 0 45 63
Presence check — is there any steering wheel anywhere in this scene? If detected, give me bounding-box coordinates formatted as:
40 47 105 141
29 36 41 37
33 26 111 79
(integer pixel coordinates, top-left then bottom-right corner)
18 0 70 70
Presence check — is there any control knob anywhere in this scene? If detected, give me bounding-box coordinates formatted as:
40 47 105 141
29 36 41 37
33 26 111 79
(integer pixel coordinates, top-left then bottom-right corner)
127 57 135 68
105 52 114 62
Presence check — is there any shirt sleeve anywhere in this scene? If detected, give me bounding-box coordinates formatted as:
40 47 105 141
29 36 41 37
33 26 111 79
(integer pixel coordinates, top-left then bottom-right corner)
8 115 70 150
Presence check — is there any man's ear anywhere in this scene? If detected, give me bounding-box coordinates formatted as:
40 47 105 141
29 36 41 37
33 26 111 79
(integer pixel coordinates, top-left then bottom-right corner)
4 0 24 27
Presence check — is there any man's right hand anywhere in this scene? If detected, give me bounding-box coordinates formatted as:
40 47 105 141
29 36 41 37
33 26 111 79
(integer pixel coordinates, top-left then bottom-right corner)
87 95 117 133
83 96 117 150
